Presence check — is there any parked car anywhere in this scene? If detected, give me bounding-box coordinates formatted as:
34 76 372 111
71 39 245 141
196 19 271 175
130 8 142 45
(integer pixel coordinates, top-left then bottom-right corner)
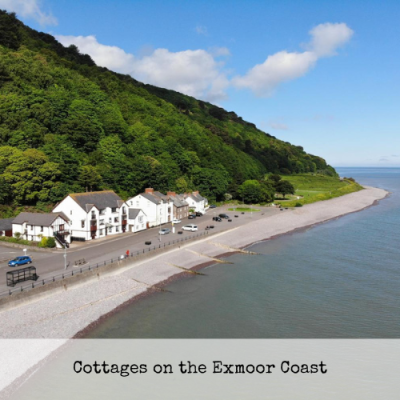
209 205 217 208
188 214 196 219
212 216 222 221
159 228 171 235
172 219 181 224
195 212 203 217
182 224 198 232
8 256 32 267
219 213 229 219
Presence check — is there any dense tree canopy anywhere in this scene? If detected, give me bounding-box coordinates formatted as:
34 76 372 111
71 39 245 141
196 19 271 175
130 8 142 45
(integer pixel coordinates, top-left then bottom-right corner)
0 9 336 210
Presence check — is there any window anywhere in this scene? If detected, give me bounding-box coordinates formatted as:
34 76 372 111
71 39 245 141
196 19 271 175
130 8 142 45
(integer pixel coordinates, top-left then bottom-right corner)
109 218 112 223
139 216 143 223
59 224 64 231
112 207 117 213
40 226 43 232
116 226 119 232
100 219 105 226
70 210 72 215
81 220 85 228
109 227 112 233
30 225 33 231
114 217 119 223
122 207 126 214
136 201 139 207
91 211 96 219
130 201 133 206
100 229 103 235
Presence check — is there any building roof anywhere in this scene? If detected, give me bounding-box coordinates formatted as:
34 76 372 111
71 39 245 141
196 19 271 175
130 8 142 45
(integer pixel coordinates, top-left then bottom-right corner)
0 218 14 231
170 197 189 208
12 212 69 227
153 191 169 201
179 192 205 203
128 208 145 220
190 192 205 202
141 192 162 205
69 191 124 212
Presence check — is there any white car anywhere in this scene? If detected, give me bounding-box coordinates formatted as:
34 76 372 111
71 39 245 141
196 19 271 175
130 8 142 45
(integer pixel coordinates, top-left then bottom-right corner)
172 219 181 224
182 224 198 232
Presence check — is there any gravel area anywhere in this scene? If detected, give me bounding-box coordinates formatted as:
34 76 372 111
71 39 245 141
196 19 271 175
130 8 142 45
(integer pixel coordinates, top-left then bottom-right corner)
0 186 388 395
0 186 388 340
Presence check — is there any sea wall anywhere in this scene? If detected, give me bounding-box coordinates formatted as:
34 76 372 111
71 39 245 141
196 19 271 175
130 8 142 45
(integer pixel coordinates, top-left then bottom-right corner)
0 186 388 340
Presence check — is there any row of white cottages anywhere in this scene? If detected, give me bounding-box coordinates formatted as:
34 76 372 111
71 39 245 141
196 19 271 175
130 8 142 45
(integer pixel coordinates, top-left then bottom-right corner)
0 189 208 248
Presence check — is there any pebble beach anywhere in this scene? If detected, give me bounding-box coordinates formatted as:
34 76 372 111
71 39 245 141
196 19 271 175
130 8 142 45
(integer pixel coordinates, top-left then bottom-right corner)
0 186 389 396
0 186 388 340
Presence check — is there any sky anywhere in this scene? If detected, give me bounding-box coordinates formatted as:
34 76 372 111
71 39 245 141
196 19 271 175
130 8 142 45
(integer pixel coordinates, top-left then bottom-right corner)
1 0 399 167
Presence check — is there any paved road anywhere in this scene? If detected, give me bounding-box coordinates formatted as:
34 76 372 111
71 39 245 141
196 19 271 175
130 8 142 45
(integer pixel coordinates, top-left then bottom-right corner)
0 205 282 292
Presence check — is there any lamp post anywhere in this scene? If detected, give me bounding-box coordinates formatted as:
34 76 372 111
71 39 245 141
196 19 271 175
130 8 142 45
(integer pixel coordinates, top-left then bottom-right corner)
63 245 67 270
23 248 27 257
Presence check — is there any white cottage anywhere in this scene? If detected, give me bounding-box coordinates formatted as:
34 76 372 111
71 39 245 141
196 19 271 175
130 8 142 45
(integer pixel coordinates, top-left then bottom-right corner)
12 212 71 248
180 191 207 214
127 188 172 228
53 191 129 241
127 209 147 232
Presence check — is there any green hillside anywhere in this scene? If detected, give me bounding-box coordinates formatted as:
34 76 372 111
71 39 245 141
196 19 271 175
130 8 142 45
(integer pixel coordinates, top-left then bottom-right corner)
0 10 336 213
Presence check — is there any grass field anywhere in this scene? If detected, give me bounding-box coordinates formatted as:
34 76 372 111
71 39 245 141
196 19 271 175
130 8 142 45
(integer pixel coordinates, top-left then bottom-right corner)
274 174 364 207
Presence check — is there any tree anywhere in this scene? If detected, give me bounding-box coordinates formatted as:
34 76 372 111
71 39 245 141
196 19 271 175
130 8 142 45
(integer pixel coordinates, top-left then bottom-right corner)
237 180 274 204
275 180 295 199
1 148 61 204
268 174 282 184
79 166 102 192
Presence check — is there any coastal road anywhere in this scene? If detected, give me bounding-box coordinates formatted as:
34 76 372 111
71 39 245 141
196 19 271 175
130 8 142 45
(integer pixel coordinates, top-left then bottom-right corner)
0 205 282 292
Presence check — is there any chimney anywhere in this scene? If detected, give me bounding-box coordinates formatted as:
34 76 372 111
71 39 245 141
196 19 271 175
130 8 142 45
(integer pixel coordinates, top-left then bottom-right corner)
145 188 154 194
167 191 176 197
193 191 199 195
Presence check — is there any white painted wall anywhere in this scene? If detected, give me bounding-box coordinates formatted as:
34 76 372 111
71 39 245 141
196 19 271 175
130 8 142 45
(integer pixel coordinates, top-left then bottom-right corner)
12 216 71 248
126 194 172 227
127 209 147 233
53 196 129 241
185 196 205 213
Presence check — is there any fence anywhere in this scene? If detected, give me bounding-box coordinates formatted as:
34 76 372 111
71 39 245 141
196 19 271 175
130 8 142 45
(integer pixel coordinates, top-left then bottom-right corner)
0 230 209 298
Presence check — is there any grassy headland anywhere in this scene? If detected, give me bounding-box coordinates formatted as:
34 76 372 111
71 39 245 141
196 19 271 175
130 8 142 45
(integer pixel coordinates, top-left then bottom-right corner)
274 174 364 207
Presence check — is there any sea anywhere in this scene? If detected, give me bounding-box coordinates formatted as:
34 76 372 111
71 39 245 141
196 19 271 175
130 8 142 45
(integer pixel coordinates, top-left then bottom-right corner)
86 168 400 338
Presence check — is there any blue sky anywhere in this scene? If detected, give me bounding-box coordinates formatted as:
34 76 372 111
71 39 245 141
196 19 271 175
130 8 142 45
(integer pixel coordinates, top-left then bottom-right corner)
1 0 399 167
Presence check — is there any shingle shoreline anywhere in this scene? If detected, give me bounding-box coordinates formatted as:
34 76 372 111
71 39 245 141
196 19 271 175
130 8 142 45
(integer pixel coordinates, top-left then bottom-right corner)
0 186 389 396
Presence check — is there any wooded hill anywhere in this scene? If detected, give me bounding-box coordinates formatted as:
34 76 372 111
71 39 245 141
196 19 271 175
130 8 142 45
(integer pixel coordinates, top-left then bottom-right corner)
0 10 336 210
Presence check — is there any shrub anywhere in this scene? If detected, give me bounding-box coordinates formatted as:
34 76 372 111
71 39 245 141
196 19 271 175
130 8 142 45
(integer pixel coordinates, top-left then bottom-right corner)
295 202 303 207
38 237 48 248
46 237 56 248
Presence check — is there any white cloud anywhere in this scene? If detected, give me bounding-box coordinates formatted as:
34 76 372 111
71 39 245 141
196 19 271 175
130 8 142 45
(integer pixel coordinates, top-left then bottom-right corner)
131 48 229 101
233 50 317 97
56 22 353 103
0 0 57 25
308 22 354 57
232 22 353 97
56 35 229 102
57 35 135 74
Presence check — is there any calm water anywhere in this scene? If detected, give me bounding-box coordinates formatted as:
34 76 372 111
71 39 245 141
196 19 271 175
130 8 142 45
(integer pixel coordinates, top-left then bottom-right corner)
86 168 400 338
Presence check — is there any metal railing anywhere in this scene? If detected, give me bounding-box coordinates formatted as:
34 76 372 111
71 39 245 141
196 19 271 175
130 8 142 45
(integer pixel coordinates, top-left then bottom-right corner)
0 230 209 298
